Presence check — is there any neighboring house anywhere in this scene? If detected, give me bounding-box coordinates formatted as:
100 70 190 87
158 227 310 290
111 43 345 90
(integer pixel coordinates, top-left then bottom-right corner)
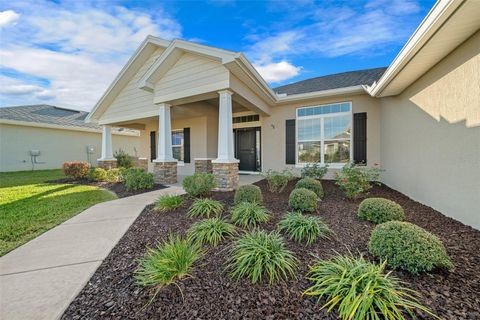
0 105 141 172
87 0 479 228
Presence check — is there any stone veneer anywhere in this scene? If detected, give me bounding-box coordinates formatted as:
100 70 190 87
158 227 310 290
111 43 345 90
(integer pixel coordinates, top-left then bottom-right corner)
195 159 213 173
97 159 117 170
134 158 148 170
212 162 239 191
153 161 177 184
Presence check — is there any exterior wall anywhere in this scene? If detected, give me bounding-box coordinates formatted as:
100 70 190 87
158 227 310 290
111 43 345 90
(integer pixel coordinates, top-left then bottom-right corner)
0 124 140 172
261 94 381 176
380 31 480 229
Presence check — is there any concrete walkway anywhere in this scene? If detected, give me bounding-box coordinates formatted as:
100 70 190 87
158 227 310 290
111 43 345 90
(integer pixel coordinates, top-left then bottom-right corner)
0 186 185 320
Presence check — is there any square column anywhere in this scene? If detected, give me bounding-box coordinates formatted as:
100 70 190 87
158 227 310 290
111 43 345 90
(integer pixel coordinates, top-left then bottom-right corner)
153 103 177 184
212 90 239 190
97 125 117 169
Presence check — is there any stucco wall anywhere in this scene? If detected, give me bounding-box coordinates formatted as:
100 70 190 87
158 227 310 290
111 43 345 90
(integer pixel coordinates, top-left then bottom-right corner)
0 124 140 172
380 31 480 229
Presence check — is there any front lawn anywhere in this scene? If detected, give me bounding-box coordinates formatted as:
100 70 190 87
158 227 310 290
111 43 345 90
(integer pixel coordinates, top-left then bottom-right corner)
0 169 117 256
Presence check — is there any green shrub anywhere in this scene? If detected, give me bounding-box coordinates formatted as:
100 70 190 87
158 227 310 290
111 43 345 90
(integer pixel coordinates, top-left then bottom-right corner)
369 221 453 274
301 163 328 180
124 168 155 191
278 212 332 245
231 202 270 228
114 149 134 168
187 198 223 218
288 188 318 213
295 178 324 198
134 235 202 291
187 218 236 246
182 173 216 197
234 185 263 205
358 198 405 224
155 195 183 212
227 230 297 284
87 167 107 182
263 169 293 193
304 253 436 320
334 163 382 199
105 168 121 183
62 161 90 179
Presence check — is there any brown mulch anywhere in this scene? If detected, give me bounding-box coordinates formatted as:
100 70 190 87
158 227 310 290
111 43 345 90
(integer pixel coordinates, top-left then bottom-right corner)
49 178 166 198
61 180 480 320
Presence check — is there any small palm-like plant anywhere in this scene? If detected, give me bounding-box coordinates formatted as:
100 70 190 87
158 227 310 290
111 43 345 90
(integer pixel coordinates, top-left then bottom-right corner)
304 253 437 320
134 235 202 297
187 198 224 218
154 194 183 212
231 202 270 228
187 218 236 246
227 230 297 284
278 212 332 245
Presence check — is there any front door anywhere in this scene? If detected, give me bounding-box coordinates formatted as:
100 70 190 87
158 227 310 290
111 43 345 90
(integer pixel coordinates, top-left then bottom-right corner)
235 128 260 171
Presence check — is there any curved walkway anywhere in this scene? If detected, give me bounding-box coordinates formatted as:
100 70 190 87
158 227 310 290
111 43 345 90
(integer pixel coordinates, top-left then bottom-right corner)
0 186 185 320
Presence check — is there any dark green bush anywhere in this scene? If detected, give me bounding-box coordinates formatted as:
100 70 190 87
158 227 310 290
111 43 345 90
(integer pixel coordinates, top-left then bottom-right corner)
227 230 297 284
263 169 293 193
288 188 318 213
231 202 270 228
124 168 155 191
187 218 236 246
278 212 332 245
358 198 404 224
369 221 453 274
301 163 328 180
187 198 223 218
234 185 263 205
155 195 183 212
295 178 324 198
304 253 436 320
87 167 107 182
114 149 134 168
182 173 216 197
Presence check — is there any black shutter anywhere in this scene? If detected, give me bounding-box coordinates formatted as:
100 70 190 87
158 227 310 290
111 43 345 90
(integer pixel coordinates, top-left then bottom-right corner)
353 113 367 164
183 128 191 163
150 131 156 162
285 119 296 164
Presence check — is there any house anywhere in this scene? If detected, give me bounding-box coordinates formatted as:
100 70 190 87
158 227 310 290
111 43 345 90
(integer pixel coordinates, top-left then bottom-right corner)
86 0 480 228
0 104 141 172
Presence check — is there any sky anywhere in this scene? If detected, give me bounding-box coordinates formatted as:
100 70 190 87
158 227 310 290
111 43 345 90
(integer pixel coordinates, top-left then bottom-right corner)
0 0 436 111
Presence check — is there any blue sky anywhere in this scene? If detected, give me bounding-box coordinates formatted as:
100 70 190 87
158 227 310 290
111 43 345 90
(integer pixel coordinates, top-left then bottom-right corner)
0 0 435 111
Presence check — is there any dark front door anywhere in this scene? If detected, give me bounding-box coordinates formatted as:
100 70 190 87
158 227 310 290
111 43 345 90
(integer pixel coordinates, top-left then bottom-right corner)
235 128 259 171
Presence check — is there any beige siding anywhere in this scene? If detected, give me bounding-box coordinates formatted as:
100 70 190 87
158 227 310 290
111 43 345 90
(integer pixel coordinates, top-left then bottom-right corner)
100 48 165 123
0 124 140 172
154 53 229 102
261 94 381 176
380 31 480 229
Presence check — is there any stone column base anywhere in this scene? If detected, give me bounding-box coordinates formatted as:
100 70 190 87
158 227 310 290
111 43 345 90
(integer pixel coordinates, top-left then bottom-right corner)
212 162 239 191
135 157 148 170
195 159 213 173
153 161 177 184
97 159 117 170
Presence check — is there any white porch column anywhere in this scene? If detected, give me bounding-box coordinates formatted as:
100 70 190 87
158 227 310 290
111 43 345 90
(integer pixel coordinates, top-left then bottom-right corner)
154 103 176 163
213 90 237 163
99 125 114 160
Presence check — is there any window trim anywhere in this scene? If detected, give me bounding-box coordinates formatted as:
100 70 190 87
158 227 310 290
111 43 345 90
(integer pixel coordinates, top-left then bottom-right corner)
171 129 185 164
295 101 353 167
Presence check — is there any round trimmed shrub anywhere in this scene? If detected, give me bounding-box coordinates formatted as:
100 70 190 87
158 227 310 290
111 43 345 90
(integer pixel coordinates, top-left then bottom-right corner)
288 188 318 213
182 173 216 197
358 198 404 224
88 167 107 182
368 221 453 274
124 168 155 191
295 178 324 198
234 185 263 205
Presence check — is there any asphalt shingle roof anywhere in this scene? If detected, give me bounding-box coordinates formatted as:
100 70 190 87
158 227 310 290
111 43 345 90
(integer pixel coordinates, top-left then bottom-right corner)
273 67 387 95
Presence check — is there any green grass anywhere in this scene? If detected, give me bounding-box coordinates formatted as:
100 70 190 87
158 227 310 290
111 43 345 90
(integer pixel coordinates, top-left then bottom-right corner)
0 169 117 256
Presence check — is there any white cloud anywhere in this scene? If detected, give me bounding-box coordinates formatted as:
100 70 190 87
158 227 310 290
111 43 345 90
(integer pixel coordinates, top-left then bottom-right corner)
0 76 55 102
0 10 20 27
254 61 301 83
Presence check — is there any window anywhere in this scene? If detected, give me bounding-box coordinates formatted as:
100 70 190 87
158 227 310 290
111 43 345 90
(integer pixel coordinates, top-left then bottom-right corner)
297 102 352 165
171 130 184 162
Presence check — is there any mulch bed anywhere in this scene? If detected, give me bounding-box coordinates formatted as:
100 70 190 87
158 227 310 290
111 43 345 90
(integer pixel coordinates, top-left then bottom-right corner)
49 178 165 198
62 179 480 319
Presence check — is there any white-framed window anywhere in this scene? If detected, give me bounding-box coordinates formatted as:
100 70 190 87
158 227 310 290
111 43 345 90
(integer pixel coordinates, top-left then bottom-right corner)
171 130 184 162
296 102 352 166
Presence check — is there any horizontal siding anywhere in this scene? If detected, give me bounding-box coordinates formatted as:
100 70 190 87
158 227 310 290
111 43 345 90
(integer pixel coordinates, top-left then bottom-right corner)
154 53 229 101
101 48 165 121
